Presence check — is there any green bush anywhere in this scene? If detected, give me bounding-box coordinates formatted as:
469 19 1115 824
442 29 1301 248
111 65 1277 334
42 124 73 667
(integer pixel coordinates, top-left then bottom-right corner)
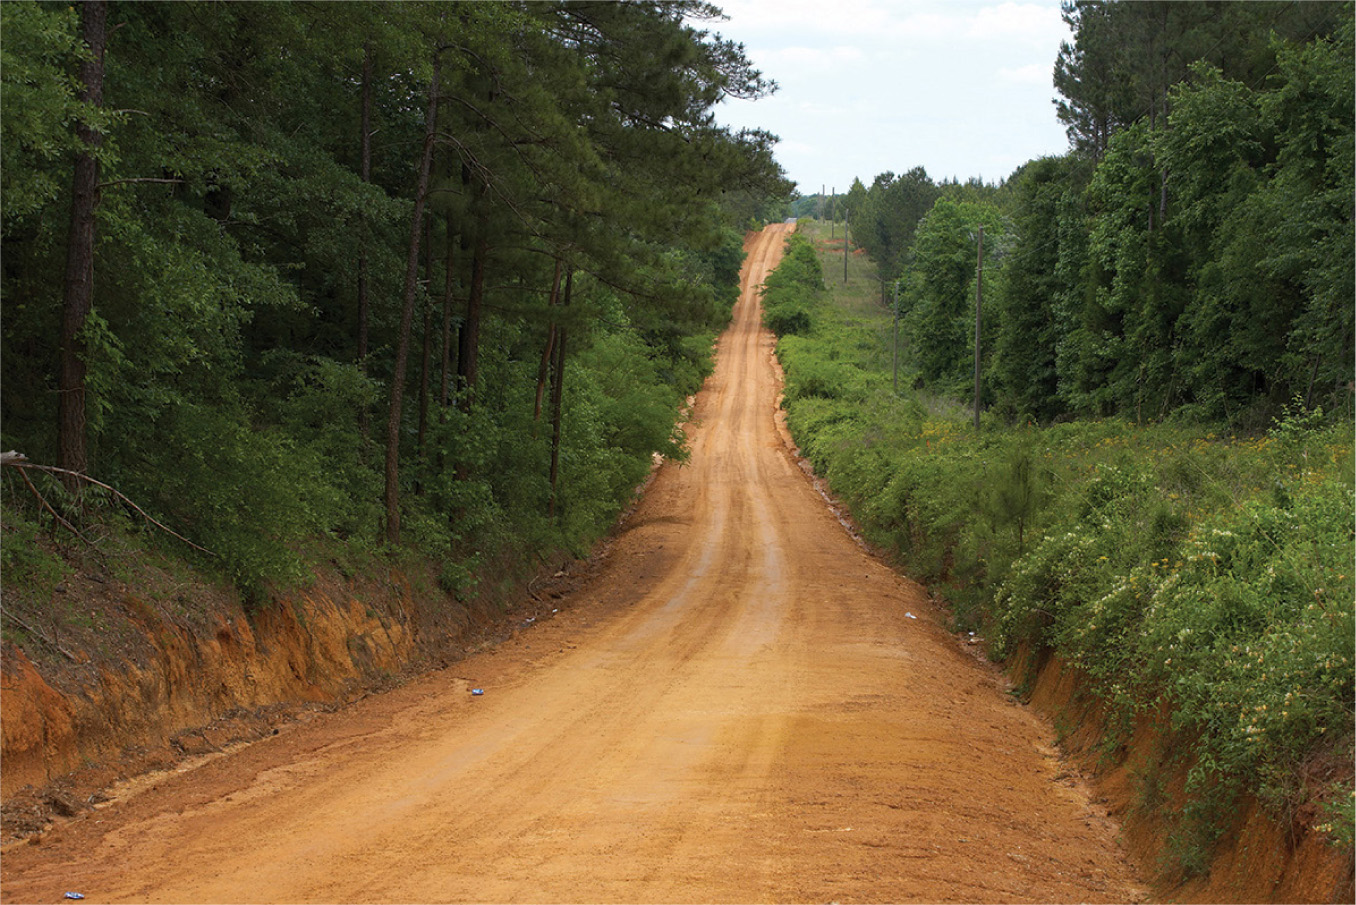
0 499 70 604
761 234 823 337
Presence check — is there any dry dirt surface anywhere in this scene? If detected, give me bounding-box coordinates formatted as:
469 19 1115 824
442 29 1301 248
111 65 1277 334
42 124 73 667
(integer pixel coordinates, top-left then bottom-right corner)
0 223 1145 904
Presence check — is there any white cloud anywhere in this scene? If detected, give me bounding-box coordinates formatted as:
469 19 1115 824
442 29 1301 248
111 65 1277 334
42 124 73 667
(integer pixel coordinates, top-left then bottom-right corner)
717 0 910 40
710 0 1074 191
966 2 1065 43
777 139 824 156
882 11 960 41
762 45 865 69
998 62 1052 85
716 0 1062 45
795 100 853 115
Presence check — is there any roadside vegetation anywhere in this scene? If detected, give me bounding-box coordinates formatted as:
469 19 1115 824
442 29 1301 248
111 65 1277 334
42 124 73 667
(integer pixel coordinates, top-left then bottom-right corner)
771 5 1353 872
772 219 1353 876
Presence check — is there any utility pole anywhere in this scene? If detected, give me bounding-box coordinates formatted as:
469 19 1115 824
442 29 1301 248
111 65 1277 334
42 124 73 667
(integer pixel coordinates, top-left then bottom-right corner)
973 225 983 432
843 209 849 284
892 281 900 394
830 187 835 239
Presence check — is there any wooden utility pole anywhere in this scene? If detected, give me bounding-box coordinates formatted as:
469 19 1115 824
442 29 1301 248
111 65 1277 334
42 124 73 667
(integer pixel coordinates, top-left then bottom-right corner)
843 210 849 284
891 281 900 394
973 225 984 431
830 187 835 239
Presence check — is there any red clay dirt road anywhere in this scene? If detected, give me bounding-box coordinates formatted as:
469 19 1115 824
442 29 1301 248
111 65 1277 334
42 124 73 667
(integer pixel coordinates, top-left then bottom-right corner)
0 223 1144 904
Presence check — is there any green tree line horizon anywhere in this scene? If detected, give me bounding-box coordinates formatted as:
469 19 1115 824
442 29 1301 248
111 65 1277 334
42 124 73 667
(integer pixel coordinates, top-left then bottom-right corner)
796 0 1353 430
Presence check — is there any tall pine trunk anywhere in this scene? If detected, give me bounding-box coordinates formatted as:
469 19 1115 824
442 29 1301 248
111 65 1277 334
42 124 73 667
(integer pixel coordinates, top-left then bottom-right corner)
457 213 489 413
548 269 573 519
383 55 440 545
417 215 434 467
439 215 457 409
58 0 108 487
534 258 564 421
357 42 374 443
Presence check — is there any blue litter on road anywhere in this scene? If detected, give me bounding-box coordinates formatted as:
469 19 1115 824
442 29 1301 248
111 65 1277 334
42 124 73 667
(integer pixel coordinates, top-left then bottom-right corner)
471 688 484 696
65 895 85 901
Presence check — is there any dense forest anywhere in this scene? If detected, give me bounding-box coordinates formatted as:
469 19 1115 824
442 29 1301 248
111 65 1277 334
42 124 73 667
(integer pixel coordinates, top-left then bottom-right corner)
1 1 790 598
826 1 1353 429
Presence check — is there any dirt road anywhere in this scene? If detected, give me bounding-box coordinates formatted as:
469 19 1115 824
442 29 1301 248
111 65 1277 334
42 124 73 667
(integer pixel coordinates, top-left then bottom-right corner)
0 224 1143 904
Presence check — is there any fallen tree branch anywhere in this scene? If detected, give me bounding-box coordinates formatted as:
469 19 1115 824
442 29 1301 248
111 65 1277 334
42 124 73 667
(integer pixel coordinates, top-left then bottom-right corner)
4 610 80 663
16 465 93 545
2 454 216 557
12 464 113 570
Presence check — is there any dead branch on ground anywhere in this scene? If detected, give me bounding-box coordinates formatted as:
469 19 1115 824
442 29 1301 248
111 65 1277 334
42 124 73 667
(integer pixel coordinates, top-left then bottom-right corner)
2 452 216 558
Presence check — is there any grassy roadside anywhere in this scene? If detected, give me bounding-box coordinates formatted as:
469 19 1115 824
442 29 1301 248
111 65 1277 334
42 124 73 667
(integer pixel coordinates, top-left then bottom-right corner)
770 219 1355 875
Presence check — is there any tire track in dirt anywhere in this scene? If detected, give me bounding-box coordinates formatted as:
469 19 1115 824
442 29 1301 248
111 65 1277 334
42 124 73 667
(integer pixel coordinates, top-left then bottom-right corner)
0 224 1144 904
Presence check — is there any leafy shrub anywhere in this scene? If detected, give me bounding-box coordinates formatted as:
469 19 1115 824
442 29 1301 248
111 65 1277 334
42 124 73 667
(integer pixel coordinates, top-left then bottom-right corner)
761 234 823 337
0 499 70 603
779 337 870 403
764 303 811 336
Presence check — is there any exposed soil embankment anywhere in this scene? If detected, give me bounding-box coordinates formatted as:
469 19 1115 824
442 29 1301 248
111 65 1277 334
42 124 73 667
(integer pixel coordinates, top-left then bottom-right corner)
1 555 576 839
1012 648 1354 903
4 579 405 792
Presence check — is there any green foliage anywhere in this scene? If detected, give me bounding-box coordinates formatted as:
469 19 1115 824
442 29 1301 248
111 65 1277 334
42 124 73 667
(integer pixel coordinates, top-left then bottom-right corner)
438 557 480 602
0 2 90 230
760 233 824 336
1053 0 1347 158
780 336 871 405
1 0 784 604
0 500 71 603
846 6 1354 428
991 156 1086 422
850 167 940 280
1318 785 1356 849
900 198 1007 395
128 401 328 602
781 219 1355 862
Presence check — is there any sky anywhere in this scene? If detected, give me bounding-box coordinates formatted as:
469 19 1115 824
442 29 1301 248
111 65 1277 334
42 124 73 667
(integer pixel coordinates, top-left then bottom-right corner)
708 0 1076 195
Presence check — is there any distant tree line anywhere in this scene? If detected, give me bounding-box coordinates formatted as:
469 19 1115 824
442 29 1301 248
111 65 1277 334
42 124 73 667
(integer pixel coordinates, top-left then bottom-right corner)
1 1 790 595
837 0 1352 428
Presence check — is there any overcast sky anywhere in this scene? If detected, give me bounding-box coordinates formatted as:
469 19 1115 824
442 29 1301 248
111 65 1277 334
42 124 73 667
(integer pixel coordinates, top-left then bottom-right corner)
709 0 1076 195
